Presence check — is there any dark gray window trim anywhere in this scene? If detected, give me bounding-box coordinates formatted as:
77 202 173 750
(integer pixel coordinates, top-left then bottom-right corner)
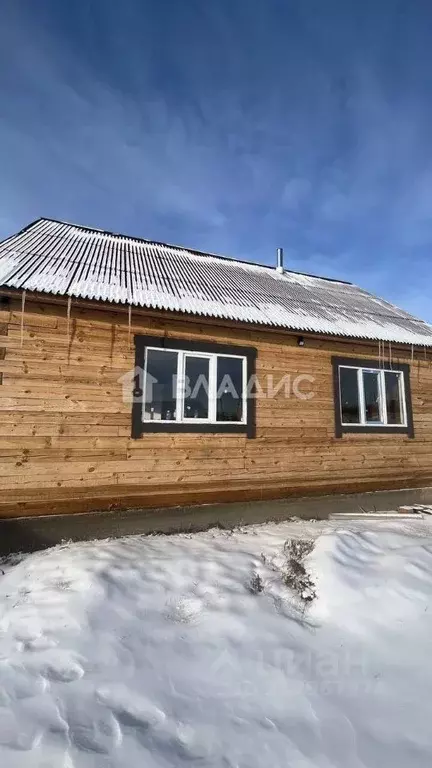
132 335 257 439
332 356 414 439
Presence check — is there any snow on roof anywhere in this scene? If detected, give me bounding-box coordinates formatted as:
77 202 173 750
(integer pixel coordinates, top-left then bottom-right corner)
0 217 431 346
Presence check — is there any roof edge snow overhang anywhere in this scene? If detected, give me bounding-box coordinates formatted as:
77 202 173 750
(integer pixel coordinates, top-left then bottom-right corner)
2 285 432 350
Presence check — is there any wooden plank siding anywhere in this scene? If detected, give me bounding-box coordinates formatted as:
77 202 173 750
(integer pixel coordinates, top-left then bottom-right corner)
1 295 432 517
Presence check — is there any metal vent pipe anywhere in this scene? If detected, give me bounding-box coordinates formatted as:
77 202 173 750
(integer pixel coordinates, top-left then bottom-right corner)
276 247 284 273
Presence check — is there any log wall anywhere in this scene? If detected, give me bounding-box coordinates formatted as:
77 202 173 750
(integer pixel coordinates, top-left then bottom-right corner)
1 295 431 517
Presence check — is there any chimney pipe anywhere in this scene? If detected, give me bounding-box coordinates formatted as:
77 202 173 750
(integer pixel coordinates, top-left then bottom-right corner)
276 247 284 274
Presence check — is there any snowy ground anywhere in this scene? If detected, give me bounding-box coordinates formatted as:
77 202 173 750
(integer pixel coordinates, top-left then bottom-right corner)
1 517 432 767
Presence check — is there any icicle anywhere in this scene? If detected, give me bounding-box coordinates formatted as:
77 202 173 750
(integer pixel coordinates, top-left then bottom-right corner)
20 289 26 347
378 339 382 368
411 343 414 364
128 304 132 348
389 341 392 369
66 296 72 340
424 345 427 363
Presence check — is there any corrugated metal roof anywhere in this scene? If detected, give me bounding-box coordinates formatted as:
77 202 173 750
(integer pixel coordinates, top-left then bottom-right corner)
0 217 431 346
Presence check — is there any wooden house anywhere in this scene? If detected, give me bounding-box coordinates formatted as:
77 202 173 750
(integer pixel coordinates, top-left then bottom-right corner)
0 217 432 519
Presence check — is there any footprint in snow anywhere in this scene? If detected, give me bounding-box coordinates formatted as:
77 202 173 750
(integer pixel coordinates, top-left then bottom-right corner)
150 720 216 761
38 658 84 683
66 698 122 754
96 684 166 731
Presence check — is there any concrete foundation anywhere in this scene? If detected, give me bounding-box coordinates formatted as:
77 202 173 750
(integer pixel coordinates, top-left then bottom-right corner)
1 485 432 556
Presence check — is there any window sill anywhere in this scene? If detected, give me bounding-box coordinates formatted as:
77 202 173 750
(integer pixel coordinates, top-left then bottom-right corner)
337 424 412 436
138 422 249 435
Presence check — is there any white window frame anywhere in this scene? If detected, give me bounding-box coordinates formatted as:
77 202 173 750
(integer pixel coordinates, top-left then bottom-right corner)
339 365 407 428
143 346 247 425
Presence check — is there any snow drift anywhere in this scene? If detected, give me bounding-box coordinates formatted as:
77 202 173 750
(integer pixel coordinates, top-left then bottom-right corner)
0 518 431 767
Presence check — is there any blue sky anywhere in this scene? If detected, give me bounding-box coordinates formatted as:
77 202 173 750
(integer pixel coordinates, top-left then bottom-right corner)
1 0 432 320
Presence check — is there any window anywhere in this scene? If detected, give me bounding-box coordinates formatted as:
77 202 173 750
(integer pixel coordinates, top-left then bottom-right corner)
132 336 256 438
340 366 405 426
183 355 210 420
332 357 413 437
385 371 404 425
143 347 245 424
339 367 360 424
216 356 244 422
144 349 178 421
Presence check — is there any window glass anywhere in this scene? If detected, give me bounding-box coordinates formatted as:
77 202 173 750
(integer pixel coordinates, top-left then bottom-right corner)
140 344 248 428
183 356 210 419
339 367 360 424
216 356 244 422
363 371 381 422
143 349 178 421
385 371 403 424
